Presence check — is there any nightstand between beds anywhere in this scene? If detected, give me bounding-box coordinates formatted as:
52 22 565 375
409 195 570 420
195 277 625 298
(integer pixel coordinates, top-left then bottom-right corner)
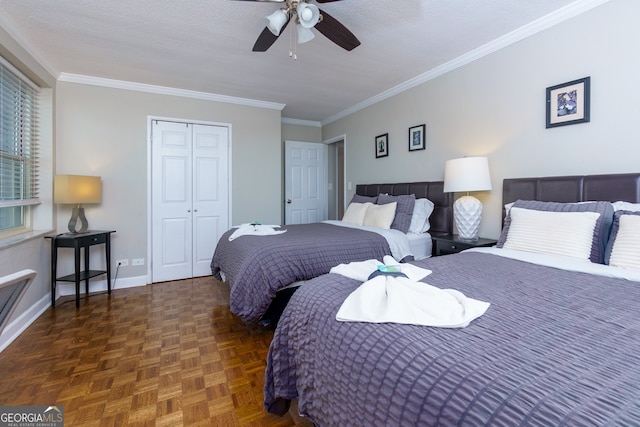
431 234 497 256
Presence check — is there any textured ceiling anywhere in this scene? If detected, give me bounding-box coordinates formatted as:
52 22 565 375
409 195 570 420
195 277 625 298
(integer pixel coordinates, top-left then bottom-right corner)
0 0 599 123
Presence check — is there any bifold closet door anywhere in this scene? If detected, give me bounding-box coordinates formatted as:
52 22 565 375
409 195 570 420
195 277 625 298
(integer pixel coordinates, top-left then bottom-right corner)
151 120 229 282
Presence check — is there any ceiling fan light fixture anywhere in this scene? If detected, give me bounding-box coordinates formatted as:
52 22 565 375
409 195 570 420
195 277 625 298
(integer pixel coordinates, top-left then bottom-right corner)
296 2 320 28
296 24 315 44
266 9 288 36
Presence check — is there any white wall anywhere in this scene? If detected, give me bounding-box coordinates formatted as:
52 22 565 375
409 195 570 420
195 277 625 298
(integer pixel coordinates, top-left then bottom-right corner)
323 0 640 239
282 122 322 143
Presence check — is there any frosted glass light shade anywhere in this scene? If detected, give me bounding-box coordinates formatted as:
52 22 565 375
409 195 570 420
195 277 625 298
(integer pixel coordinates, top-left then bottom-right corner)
296 3 320 28
266 9 288 36
297 24 315 43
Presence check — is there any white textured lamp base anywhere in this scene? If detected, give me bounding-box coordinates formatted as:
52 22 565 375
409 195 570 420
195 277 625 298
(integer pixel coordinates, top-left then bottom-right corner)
453 195 483 241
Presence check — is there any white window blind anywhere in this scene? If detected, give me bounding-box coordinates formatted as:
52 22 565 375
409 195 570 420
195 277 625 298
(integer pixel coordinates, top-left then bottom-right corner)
0 56 40 232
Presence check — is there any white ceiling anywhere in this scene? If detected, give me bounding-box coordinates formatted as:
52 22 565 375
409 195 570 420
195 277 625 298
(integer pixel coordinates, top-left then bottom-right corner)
0 0 601 124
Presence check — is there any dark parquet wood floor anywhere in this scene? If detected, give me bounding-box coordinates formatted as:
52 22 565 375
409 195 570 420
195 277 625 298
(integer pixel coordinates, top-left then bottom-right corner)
0 276 313 427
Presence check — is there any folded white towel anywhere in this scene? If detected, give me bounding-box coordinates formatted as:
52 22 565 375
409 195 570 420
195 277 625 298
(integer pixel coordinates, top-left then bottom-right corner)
330 255 432 282
334 258 490 328
228 223 287 241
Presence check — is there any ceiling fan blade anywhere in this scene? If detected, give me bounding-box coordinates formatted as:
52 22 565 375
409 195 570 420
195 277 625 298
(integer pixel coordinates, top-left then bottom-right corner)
252 17 291 52
315 9 360 51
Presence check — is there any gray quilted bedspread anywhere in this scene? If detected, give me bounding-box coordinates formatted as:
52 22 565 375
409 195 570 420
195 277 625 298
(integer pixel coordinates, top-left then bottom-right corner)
210 222 391 323
265 252 640 426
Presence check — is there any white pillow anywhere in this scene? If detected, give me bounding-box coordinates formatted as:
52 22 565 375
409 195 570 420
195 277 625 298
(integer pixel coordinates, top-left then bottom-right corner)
408 198 435 233
342 202 372 226
363 202 397 229
612 201 640 212
608 214 640 270
503 207 600 260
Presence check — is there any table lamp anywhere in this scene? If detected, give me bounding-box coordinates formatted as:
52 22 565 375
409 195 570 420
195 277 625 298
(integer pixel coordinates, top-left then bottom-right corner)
443 157 492 241
54 175 102 234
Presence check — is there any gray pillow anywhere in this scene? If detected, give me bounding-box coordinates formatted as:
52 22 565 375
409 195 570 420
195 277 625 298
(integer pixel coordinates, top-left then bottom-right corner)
497 199 614 264
377 193 415 234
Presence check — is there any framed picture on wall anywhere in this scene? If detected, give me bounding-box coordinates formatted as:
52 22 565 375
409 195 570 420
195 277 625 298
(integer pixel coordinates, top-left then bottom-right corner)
408 124 426 151
375 133 389 158
546 76 590 128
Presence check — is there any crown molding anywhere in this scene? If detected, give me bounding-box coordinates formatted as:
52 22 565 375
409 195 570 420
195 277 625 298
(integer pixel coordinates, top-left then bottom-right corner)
321 0 609 126
58 73 286 111
281 117 322 127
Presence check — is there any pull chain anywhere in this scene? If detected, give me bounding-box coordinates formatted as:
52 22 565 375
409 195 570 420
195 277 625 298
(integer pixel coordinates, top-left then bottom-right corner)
289 18 297 60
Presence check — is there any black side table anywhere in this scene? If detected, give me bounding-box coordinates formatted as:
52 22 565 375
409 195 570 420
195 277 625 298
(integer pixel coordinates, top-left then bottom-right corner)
431 234 497 257
45 230 116 308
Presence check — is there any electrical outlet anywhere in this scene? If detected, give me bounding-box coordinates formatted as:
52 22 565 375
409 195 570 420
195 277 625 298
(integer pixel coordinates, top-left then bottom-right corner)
132 258 145 266
116 259 128 267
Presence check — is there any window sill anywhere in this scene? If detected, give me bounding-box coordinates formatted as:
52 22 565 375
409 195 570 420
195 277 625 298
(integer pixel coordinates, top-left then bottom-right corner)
0 229 53 249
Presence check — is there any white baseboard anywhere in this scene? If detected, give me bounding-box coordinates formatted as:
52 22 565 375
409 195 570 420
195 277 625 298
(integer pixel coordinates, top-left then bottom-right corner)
0 274 148 353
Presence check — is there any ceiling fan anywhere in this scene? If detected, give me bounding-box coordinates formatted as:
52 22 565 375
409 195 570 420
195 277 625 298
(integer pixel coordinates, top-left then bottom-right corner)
234 0 360 53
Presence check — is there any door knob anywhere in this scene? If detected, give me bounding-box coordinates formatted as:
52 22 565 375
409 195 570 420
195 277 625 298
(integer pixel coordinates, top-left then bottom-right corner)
286 199 292 204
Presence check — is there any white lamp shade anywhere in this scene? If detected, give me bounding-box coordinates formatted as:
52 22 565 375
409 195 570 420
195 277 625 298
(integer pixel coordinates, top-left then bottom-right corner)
297 3 320 28
266 9 288 36
443 156 492 193
54 175 102 205
297 24 315 43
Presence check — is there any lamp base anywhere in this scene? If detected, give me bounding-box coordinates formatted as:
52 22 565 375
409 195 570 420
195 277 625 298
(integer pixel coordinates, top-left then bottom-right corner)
68 206 89 234
453 195 483 241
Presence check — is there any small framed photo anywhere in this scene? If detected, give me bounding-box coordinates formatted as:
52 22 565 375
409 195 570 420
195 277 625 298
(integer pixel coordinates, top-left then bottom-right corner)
375 133 389 158
546 76 590 128
408 124 426 151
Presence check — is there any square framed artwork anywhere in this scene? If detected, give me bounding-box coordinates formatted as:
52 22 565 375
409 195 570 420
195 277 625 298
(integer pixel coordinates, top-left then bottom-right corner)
408 124 425 151
546 76 590 128
375 133 389 158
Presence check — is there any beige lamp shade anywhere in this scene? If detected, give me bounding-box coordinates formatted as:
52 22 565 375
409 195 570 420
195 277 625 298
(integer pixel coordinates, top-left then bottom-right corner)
54 175 102 205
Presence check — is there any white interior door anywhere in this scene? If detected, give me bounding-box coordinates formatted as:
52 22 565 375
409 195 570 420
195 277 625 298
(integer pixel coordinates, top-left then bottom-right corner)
152 120 229 282
285 140 327 224
192 124 229 277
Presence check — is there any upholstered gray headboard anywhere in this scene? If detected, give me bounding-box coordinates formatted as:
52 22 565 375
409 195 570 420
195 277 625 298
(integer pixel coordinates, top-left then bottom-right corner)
503 173 640 205
355 181 453 235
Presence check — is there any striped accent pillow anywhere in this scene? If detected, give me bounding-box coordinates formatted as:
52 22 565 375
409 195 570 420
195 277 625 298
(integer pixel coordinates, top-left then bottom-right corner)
497 200 614 263
606 211 640 270
503 207 599 260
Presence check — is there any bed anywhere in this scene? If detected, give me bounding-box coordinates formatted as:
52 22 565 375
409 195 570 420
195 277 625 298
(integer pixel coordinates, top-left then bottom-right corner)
264 172 640 425
210 181 453 324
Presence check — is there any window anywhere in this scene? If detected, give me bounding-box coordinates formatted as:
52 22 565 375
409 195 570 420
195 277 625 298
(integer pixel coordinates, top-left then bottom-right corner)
0 57 39 235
